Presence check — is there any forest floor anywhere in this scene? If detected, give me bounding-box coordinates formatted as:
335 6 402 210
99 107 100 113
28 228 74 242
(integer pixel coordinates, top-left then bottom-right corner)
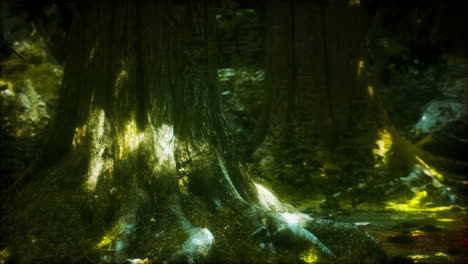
269 170 468 263
309 209 468 263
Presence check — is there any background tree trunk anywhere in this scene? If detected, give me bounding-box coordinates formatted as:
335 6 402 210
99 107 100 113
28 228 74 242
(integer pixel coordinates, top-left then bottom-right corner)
256 0 377 151
253 0 459 210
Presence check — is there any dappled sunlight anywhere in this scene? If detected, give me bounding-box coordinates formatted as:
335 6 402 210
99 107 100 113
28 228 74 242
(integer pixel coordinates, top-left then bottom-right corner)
96 225 118 249
348 0 360 7
385 190 453 212
415 155 444 181
78 118 179 190
437 218 455 222
388 162 457 212
0 79 14 94
177 228 215 262
2 1 465 263
88 47 95 62
72 123 88 148
368 85 374 97
119 119 145 159
280 212 312 226
357 59 364 79
373 129 392 166
255 183 284 211
300 248 319 264
150 124 175 166
115 69 128 87
114 68 128 96
0 248 10 263
217 151 244 201
408 252 449 263
13 40 47 60
85 109 114 191
95 216 136 255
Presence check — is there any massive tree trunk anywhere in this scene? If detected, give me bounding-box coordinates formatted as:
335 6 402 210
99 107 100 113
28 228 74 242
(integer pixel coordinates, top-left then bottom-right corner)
2 1 385 263
254 0 459 210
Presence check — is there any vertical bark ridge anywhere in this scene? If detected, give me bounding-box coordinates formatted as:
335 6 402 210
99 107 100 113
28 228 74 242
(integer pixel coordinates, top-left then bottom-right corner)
318 0 338 148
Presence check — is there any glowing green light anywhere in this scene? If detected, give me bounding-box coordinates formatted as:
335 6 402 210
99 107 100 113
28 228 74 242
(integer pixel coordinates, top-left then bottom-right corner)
114 69 128 93
301 248 319 263
408 254 429 261
119 119 145 159
72 124 88 148
0 248 10 264
437 218 455 222
373 129 392 166
357 59 365 79
386 190 454 212
124 120 144 150
96 225 118 249
0 79 14 92
88 47 95 62
368 85 374 96
415 155 443 181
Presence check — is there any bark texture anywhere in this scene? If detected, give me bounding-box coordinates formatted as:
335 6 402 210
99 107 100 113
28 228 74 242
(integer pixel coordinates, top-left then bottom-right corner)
252 0 458 212
2 1 387 263
256 0 382 151
4 1 258 262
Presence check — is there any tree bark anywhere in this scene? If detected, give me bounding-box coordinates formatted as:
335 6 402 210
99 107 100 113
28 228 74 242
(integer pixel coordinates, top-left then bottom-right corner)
4 1 256 262
2 1 386 263
253 0 459 211
258 0 378 151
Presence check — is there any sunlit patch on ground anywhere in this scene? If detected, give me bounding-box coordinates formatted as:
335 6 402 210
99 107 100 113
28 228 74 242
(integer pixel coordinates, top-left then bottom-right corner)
437 218 455 222
408 252 452 263
179 228 215 259
300 248 319 263
96 215 136 256
385 190 454 212
321 210 468 264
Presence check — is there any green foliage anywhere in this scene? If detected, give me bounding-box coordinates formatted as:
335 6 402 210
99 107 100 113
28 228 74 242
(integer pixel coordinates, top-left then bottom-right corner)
274 113 327 188
250 106 395 211
218 68 264 156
